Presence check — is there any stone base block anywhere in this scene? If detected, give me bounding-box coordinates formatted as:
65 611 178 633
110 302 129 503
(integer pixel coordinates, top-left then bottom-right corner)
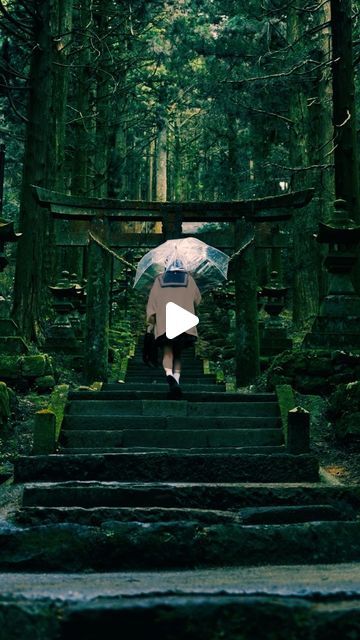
0 336 29 354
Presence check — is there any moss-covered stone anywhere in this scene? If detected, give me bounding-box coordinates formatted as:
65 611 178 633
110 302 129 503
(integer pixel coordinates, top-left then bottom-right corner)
33 410 56 454
48 384 69 442
0 336 28 354
0 356 22 379
267 349 360 394
0 381 10 426
35 376 56 393
21 355 47 377
328 381 360 440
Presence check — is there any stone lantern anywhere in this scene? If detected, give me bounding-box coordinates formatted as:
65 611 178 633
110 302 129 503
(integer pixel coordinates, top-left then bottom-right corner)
68 272 86 337
46 271 82 353
304 199 360 348
260 270 292 359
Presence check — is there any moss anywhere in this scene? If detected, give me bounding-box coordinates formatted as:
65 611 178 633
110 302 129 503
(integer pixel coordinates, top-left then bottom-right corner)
21 355 47 377
267 349 360 394
275 384 295 446
48 384 69 442
0 356 22 378
328 381 360 440
0 381 10 426
33 409 56 454
35 376 56 393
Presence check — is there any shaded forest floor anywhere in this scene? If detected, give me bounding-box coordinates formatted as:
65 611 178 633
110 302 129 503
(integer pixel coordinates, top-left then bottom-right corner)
296 393 360 485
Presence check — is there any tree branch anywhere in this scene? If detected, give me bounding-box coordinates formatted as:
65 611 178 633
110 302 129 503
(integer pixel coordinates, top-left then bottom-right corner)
0 0 32 34
227 57 334 86
0 73 28 123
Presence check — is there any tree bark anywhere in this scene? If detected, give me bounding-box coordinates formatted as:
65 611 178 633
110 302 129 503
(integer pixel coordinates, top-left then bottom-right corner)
234 220 260 386
155 119 168 202
330 0 360 217
71 0 93 195
84 223 111 383
92 0 112 197
288 0 320 327
13 0 72 340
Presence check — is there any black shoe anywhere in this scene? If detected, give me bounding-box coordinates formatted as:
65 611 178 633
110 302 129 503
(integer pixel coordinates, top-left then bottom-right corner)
166 375 182 399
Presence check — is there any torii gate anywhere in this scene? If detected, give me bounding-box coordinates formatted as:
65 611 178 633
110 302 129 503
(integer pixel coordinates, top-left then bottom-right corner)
33 186 313 384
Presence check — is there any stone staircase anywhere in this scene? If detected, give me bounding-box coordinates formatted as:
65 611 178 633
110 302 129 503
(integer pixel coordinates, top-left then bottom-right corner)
1 344 360 637
0 343 358 572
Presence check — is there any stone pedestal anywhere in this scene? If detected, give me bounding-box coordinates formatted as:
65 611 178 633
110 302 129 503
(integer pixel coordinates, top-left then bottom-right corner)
304 199 360 349
260 271 292 359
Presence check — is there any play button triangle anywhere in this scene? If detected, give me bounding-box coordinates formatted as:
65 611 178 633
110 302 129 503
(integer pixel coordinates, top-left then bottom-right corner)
166 302 199 339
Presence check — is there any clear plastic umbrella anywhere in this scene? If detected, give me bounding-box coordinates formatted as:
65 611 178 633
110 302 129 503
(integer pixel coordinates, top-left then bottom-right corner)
133 237 230 293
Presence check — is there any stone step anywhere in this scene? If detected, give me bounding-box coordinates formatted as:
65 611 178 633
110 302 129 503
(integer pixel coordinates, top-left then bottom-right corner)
22 481 360 513
71 391 275 403
60 428 283 449
14 452 319 483
125 366 210 373
3 589 360 640
71 385 225 398
16 504 349 527
129 361 202 369
124 375 216 384
59 446 286 455
1 520 360 570
66 400 280 417
126 366 209 373
62 415 281 431
126 367 206 376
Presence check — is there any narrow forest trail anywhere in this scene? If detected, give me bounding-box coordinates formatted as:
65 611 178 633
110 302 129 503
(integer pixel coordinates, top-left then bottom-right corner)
1 345 360 636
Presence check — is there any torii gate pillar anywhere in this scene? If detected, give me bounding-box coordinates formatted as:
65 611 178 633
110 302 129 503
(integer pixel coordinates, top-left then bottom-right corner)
84 218 111 383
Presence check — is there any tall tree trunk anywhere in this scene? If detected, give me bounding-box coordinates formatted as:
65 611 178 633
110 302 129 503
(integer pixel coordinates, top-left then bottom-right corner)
173 120 182 201
71 0 93 195
155 118 167 233
288 0 319 327
92 0 112 197
50 0 73 190
148 138 155 200
307 0 334 299
227 112 240 200
12 0 68 341
330 0 360 217
155 119 168 201
50 0 79 281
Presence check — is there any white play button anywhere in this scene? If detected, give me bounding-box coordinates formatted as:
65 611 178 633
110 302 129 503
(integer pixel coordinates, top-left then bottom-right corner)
166 302 199 339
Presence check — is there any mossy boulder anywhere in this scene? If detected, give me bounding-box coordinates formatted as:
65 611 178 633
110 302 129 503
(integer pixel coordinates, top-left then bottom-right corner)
0 354 54 389
0 356 22 379
267 349 360 395
35 376 56 393
328 381 360 440
21 355 53 378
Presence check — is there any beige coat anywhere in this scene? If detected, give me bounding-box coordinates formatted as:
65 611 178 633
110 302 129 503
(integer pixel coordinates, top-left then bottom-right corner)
146 274 201 339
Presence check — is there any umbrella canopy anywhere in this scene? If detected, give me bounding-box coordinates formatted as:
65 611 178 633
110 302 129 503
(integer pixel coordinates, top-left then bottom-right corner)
133 237 230 293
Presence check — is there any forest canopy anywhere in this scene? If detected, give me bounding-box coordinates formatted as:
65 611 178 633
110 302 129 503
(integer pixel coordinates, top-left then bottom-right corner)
0 0 359 338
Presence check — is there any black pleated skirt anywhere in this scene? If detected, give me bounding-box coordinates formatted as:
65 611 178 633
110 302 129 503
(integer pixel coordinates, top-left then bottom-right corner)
155 332 197 350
